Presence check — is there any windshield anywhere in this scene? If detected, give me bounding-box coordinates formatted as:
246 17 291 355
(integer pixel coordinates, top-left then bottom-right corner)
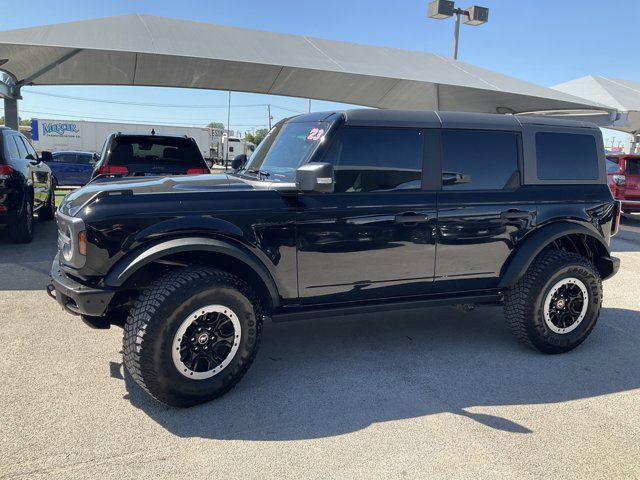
241 121 330 182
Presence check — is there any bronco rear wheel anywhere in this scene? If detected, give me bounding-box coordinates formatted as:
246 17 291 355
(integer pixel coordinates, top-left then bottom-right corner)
123 267 263 407
503 250 602 354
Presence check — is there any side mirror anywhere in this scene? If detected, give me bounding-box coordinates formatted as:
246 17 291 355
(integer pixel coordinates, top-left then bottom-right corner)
296 163 334 193
231 154 247 170
40 151 53 162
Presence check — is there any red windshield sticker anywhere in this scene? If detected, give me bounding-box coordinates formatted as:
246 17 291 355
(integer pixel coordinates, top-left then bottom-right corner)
307 128 325 141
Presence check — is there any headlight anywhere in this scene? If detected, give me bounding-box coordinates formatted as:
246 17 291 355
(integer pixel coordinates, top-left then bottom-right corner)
60 224 74 262
56 212 86 268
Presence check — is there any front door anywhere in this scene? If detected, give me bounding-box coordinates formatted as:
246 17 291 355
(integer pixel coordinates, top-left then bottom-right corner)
296 126 437 304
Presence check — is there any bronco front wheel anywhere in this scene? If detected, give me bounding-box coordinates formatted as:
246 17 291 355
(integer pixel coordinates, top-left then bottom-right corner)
123 267 263 407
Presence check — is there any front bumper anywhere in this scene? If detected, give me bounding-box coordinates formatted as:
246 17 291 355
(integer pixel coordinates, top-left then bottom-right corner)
48 254 115 316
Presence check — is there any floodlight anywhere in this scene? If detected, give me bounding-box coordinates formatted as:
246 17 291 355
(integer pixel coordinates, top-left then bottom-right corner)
463 6 489 26
428 0 455 19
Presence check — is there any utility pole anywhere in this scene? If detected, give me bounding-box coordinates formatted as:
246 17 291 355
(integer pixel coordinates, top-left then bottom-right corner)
225 91 231 168
308 99 312 113
267 104 272 129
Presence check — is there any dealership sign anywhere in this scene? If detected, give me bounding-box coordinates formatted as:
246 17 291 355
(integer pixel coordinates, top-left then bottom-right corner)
31 119 81 141
42 122 79 136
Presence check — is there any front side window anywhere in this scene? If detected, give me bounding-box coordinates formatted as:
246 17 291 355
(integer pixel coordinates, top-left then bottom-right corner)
536 132 599 180
322 127 423 193
13 136 28 159
442 130 519 190
242 121 330 182
19 136 37 160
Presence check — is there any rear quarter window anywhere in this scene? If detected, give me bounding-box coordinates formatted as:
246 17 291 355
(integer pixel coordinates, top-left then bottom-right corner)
535 132 599 180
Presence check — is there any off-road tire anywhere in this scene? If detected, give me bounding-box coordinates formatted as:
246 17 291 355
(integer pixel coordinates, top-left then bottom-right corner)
123 267 263 407
9 196 34 243
38 183 56 221
503 250 602 354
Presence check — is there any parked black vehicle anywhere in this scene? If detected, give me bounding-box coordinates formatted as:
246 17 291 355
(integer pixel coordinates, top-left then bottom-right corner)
90 133 210 182
48 110 621 407
0 126 55 243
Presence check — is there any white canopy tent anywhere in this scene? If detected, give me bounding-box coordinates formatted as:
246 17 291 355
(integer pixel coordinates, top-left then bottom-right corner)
554 75 640 151
0 14 615 130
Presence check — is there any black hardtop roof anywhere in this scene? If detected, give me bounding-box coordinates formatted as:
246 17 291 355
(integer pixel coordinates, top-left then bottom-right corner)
289 109 600 131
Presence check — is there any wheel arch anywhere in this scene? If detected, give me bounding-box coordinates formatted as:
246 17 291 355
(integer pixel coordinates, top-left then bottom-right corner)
104 237 280 311
498 222 612 288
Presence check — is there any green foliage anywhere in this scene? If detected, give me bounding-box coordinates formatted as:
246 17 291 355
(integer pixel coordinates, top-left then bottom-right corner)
207 122 225 129
245 128 269 146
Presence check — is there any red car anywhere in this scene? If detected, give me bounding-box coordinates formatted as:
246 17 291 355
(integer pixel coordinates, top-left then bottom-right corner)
607 154 640 213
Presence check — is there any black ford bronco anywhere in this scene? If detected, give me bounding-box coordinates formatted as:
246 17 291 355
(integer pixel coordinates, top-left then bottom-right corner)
48 110 621 407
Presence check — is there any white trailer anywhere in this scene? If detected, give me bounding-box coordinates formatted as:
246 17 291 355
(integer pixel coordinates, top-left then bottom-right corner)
30 118 215 159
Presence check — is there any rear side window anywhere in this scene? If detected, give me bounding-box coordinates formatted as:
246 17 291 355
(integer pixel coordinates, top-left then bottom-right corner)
5 135 20 160
536 132 598 180
441 130 519 190
323 127 423 193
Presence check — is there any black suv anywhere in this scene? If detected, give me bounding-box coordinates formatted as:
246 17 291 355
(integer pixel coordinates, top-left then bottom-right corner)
48 110 620 407
90 133 210 182
0 127 55 243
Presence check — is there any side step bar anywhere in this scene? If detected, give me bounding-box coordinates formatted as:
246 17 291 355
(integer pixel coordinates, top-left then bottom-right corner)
271 291 502 323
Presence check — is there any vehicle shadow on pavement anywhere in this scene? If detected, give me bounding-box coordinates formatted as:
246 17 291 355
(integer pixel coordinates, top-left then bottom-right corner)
120 305 640 440
0 220 58 290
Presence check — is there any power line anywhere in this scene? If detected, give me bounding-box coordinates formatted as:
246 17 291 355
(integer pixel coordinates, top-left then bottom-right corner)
19 108 269 128
22 89 305 113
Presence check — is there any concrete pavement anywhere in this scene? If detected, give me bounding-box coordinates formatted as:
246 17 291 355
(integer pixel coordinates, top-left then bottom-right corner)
1 220 639 479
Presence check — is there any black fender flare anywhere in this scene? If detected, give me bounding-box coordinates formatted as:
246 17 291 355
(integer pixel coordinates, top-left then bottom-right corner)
103 237 280 308
498 222 612 288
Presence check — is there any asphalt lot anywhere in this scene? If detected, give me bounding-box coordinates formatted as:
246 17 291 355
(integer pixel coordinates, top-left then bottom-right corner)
1 218 640 479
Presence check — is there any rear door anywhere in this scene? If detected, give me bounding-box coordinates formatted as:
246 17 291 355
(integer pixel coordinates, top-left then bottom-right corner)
296 126 438 304
435 128 535 292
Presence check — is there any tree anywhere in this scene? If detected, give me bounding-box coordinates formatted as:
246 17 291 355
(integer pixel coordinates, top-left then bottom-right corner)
0 116 31 127
207 122 225 129
245 128 269 146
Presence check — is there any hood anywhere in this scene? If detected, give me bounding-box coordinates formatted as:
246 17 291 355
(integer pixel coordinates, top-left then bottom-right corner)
58 173 254 216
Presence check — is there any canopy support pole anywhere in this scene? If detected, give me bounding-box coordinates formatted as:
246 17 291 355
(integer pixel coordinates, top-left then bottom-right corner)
3 95 18 130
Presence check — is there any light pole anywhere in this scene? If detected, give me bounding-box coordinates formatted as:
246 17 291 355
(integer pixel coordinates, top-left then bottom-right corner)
427 1 489 60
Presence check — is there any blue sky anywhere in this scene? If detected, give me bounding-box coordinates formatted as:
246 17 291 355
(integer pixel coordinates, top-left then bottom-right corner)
1 0 638 143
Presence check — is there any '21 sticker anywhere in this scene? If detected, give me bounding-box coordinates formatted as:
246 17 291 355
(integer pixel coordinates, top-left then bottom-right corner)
307 128 325 141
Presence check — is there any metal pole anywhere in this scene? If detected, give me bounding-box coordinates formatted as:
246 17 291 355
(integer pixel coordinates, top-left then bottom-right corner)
225 91 231 168
268 104 272 130
308 99 311 113
453 11 461 60
3 97 19 130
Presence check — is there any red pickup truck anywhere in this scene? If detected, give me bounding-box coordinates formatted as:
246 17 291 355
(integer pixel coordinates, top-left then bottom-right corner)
607 154 640 213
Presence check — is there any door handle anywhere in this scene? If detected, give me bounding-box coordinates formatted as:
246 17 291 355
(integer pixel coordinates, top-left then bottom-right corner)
394 213 429 225
500 210 531 222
